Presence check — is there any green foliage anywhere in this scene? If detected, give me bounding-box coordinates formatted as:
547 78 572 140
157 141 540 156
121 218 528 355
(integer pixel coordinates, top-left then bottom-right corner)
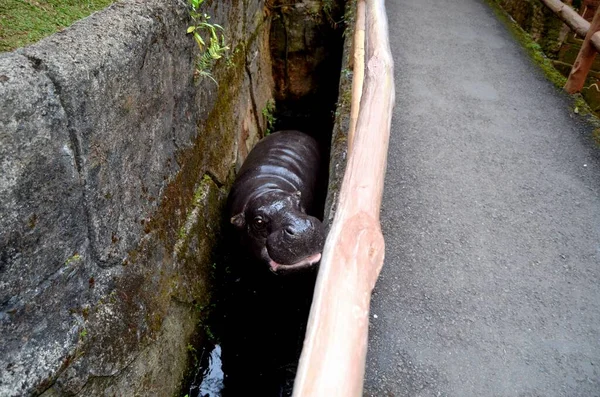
187 0 230 84
525 42 542 52
261 99 276 135
0 0 115 52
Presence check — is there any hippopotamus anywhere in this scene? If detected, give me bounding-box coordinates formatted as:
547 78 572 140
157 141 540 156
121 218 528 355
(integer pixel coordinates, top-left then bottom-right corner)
228 130 326 274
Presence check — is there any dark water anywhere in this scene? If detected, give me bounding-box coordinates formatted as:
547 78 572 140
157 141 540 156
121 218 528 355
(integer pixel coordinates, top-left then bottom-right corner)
187 241 317 397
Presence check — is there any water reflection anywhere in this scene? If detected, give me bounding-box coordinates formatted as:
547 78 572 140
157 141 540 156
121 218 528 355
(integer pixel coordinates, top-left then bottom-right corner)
190 344 224 397
190 261 316 397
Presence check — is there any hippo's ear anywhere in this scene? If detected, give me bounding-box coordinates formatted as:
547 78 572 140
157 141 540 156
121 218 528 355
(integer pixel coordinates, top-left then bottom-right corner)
230 213 245 228
293 190 301 199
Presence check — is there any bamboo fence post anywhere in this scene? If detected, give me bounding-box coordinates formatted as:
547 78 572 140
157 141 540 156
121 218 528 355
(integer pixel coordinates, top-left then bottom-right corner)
291 0 394 394
564 5 600 93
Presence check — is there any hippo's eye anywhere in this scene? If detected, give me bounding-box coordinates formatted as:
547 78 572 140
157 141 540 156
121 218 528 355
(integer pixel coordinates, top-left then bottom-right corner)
253 216 266 229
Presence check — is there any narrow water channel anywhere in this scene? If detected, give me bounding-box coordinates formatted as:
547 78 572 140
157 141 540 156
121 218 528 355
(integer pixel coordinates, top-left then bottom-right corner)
186 0 346 394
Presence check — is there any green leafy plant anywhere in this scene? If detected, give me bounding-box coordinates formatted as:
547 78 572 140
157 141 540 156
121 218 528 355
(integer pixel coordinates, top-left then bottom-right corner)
187 0 230 84
262 99 277 135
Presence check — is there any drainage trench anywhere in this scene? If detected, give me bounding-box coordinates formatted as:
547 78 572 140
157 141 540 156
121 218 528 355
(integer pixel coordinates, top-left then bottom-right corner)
185 1 346 396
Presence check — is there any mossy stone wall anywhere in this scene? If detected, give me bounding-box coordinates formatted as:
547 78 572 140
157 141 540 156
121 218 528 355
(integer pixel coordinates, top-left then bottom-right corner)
0 0 273 395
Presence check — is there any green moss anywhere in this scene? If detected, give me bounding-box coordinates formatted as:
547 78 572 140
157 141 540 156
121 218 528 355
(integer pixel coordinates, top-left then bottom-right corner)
340 87 352 108
0 0 115 52
487 0 600 147
138 45 246 334
571 93 596 116
174 174 218 259
540 7 564 57
149 37 249 252
592 128 600 145
342 0 356 37
485 0 567 89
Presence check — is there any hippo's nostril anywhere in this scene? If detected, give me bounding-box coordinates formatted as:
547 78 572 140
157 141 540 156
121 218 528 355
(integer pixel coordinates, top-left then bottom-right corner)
284 227 296 236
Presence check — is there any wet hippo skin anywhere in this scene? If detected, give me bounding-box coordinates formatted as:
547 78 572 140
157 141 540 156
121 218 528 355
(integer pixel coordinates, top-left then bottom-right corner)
228 130 325 274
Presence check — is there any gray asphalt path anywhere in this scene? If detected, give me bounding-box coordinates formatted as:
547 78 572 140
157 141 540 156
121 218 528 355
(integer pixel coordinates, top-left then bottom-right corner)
365 1 600 396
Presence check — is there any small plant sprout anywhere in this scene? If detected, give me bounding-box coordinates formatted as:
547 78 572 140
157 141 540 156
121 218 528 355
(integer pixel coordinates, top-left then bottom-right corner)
262 99 277 135
187 0 230 84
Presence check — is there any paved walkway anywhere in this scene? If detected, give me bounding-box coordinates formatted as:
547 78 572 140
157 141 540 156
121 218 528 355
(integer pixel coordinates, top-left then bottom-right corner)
365 1 600 396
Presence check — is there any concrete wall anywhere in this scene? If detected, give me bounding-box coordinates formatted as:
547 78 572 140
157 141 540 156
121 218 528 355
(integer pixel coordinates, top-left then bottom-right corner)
0 0 273 395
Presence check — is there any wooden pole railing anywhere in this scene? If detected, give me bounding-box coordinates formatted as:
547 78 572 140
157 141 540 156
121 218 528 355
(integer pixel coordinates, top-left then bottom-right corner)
564 5 600 93
348 0 366 150
538 0 600 93
557 0 574 47
291 0 394 394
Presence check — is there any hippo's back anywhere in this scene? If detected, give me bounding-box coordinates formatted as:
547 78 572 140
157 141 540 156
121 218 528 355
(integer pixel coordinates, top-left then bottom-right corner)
229 130 321 214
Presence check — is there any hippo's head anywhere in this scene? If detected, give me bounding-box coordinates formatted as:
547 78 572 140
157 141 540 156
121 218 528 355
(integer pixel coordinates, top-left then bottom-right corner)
230 190 325 274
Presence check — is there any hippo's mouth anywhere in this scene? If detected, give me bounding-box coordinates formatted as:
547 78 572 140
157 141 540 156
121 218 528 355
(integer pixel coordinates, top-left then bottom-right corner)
269 253 322 273
261 247 322 273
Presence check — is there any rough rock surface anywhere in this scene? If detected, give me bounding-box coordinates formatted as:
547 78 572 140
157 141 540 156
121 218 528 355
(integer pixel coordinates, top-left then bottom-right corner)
269 0 344 139
0 0 273 395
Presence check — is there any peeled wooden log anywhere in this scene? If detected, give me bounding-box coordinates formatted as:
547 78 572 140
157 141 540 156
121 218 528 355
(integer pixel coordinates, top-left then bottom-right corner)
538 0 600 52
557 0 574 47
292 0 394 394
348 0 366 149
